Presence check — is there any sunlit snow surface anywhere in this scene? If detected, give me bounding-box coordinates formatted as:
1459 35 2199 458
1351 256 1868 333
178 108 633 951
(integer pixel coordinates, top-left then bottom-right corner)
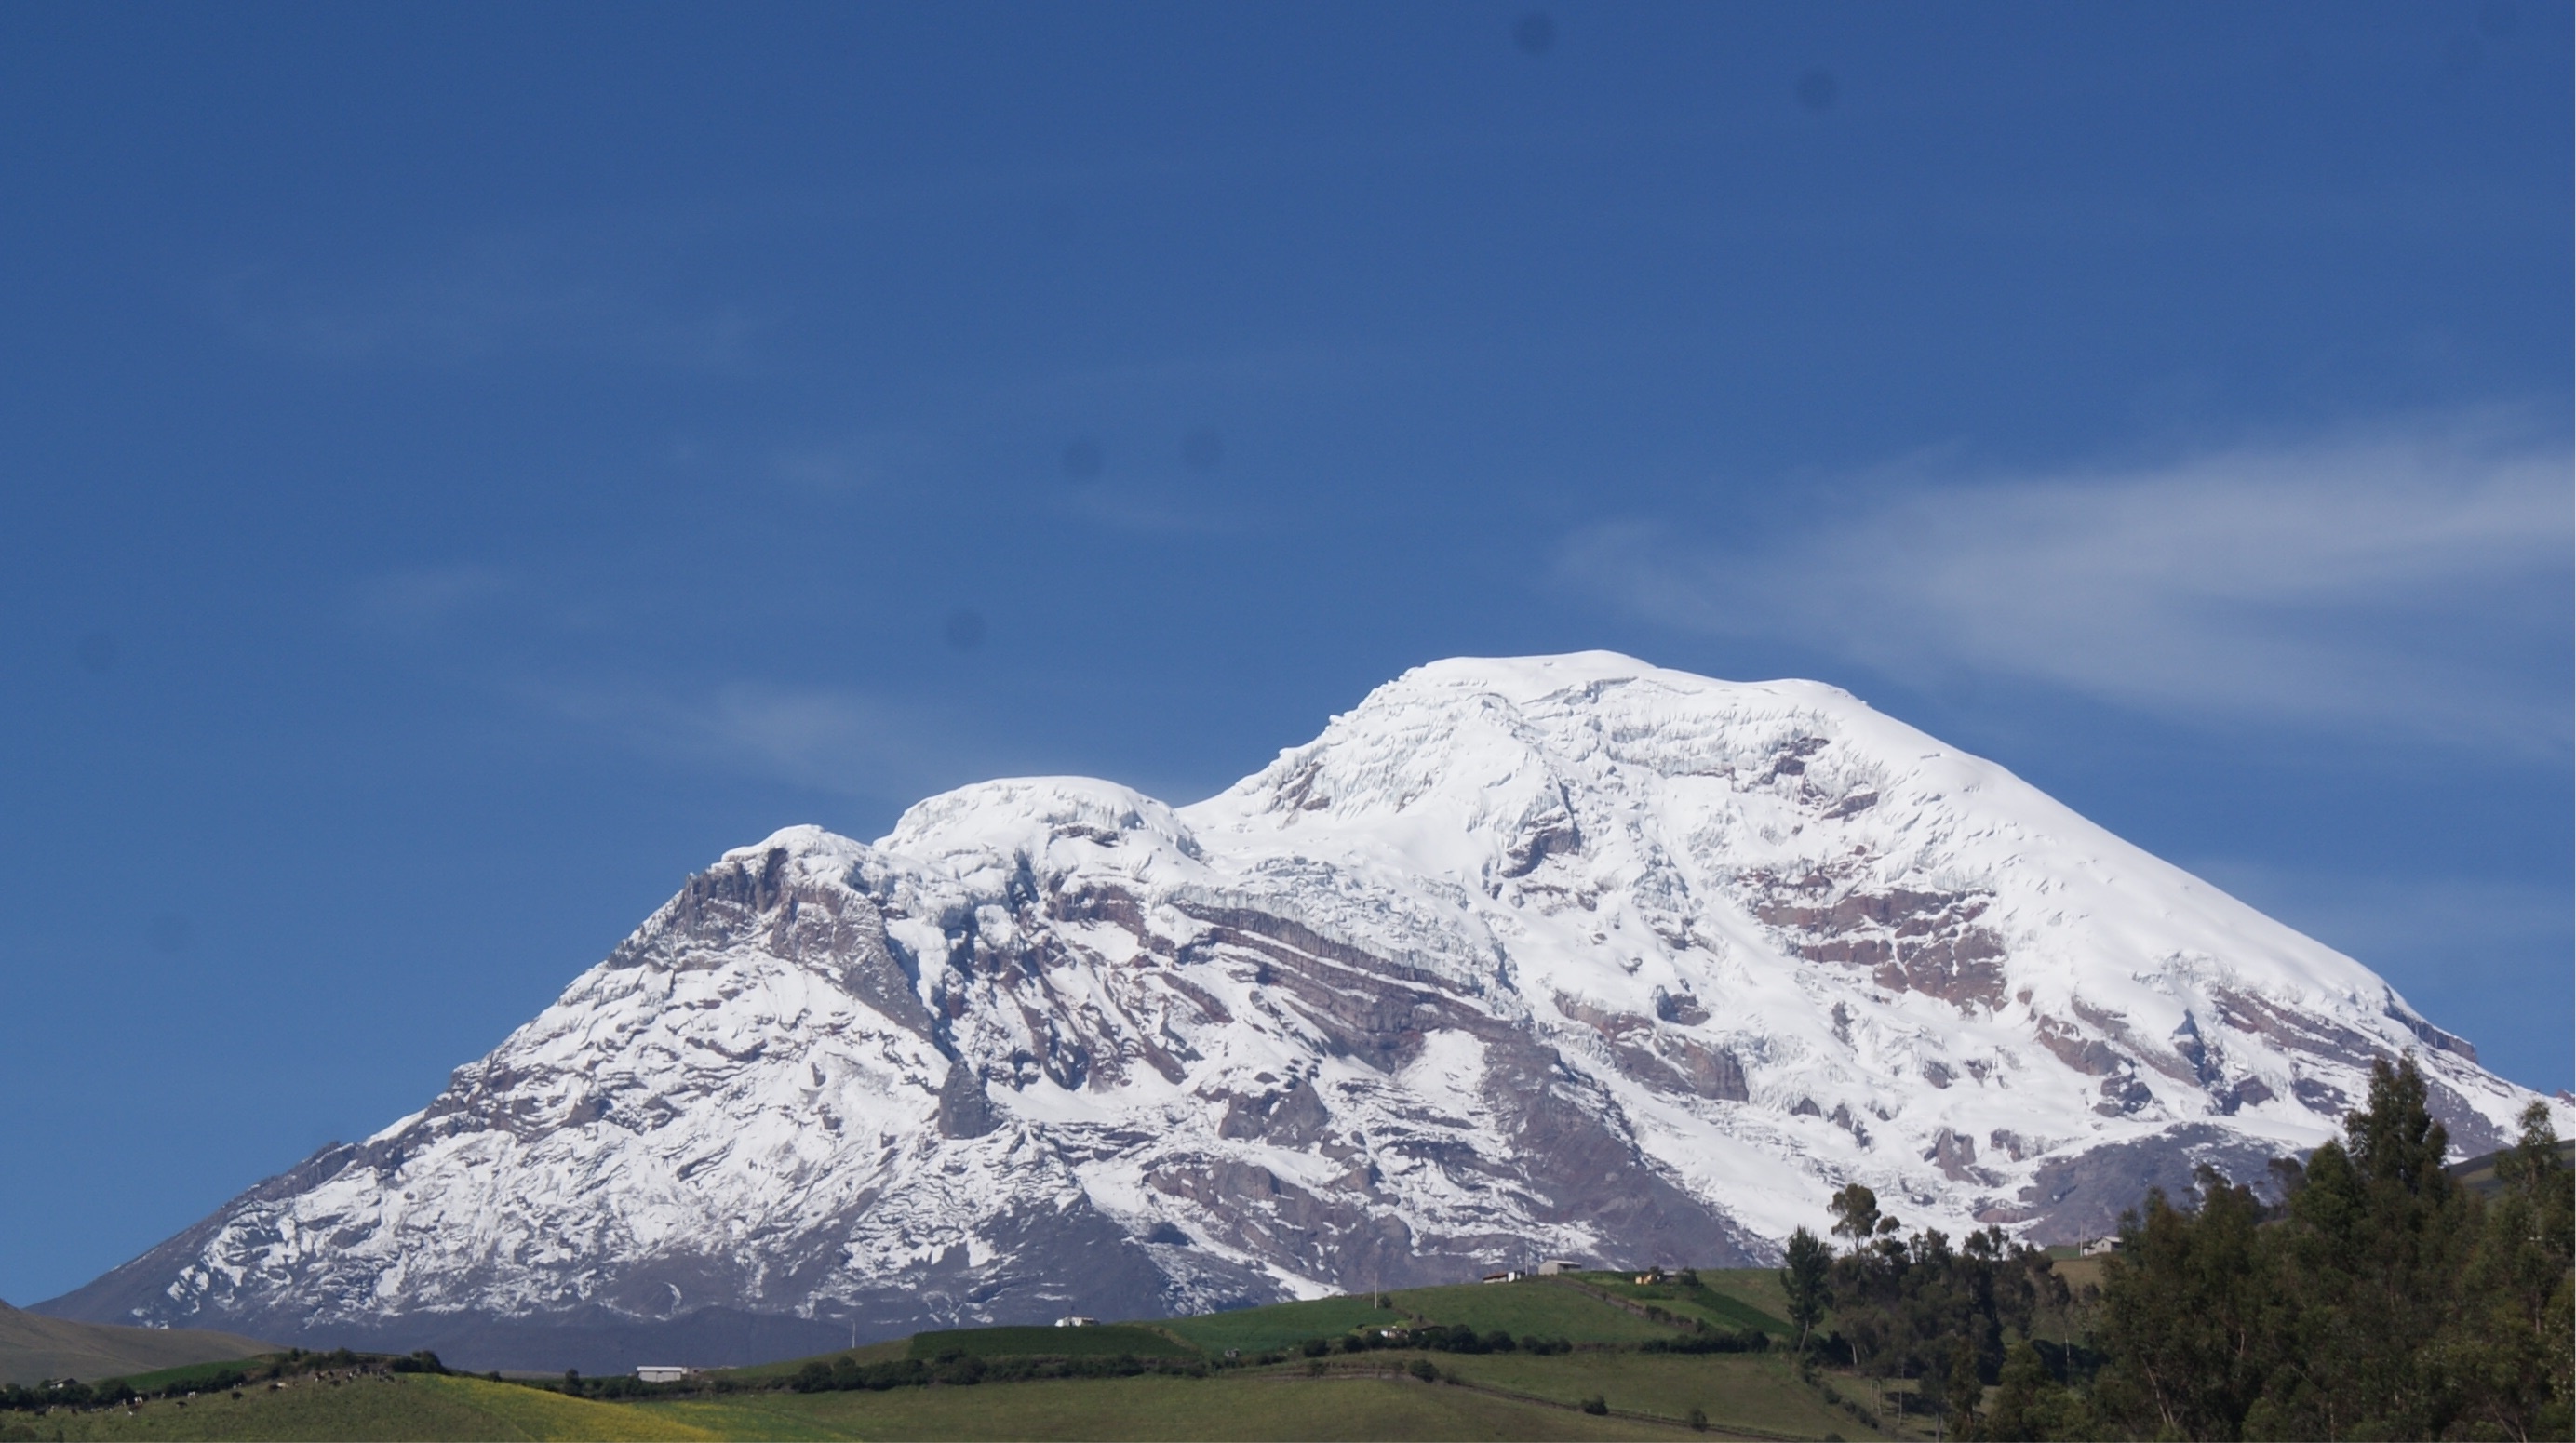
101 654 2568 1339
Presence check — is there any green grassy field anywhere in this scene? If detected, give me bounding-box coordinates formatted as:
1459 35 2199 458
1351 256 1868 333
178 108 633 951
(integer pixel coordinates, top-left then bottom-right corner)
2049 1257 2106 1293
1158 1295 1406 1355
1381 1282 1679 1343
643 1370 1675 1440
100 1360 280 1395
18 1372 713 1441
1568 1274 1794 1338
1692 1269 1797 1328
1434 1351 1880 1437
13 1355 1900 1443
6 1270 1911 1441
908 1325 1196 1360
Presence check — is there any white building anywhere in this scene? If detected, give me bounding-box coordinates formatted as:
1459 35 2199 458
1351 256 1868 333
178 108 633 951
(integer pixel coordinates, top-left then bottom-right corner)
634 1367 693 1383
1053 1316 1096 1328
1536 1260 1581 1276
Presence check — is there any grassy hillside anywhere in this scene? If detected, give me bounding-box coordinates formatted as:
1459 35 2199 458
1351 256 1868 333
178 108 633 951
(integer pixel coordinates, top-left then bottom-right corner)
15 1351 1888 1442
753 1274 1730 1377
7 1274 1899 1439
1542 1273 1796 1339
645 1371 1677 1440
1158 1296 1404 1356
1433 1352 1877 1438
1671 1270 1798 1333
102 1362 287 1396
698 1276 1870 1439
2048 1256 2107 1293
13 1372 713 1441
1378 1281 1680 1343
0 1303 271 1387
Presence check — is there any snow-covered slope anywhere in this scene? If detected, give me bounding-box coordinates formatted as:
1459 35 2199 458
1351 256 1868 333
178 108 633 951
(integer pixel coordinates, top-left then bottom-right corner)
42 654 2560 1370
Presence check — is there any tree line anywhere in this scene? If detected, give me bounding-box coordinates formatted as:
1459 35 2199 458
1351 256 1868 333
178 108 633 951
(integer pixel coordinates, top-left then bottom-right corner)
779 1324 1596 1397
1778 1056 2573 1441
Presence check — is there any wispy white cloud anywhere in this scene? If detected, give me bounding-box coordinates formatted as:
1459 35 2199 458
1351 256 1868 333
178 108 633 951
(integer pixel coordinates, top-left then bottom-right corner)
211 230 758 369
1055 477 1250 536
519 677 1006 805
1561 413 2571 750
766 431 948 496
2190 858 2570 973
351 555 1015 805
351 563 518 633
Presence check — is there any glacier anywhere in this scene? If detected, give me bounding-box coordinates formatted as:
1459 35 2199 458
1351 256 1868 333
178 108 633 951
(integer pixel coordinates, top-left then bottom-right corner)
38 653 2563 1371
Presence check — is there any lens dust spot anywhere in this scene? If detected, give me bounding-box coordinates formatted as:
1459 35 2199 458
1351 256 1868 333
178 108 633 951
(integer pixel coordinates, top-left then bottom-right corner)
1795 68 1839 112
944 608 987 651
1061 437 1104 480
1513 11 1554 55
1182 428 1224 473
75 631 117 673
148 913 192 954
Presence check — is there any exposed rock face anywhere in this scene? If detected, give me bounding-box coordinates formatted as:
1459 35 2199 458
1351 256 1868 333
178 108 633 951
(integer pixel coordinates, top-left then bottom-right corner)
37 654 2563 1370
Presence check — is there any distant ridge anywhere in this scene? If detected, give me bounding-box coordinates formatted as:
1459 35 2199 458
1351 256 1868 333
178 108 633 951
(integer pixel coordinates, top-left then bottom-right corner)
0 1297 270 1385
2447 1139 2576 1198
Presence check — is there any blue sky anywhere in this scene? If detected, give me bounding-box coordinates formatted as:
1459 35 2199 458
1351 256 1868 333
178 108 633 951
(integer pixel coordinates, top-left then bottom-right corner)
1 2 2566 1307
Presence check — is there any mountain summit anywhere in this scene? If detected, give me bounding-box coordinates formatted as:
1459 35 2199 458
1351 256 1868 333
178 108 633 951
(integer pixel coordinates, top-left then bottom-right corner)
42 654 2557 1370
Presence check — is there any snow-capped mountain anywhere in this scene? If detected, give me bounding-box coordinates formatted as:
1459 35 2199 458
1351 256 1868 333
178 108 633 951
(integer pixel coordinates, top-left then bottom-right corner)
41 654 2560 1370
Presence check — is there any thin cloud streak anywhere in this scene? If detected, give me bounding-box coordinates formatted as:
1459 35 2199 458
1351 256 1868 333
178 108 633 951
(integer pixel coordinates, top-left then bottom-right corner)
210 230 759 370
768 432 944 496
2187 858 2570 972
517 676 1013 808
350 563 518 633
1562 416 2572 751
